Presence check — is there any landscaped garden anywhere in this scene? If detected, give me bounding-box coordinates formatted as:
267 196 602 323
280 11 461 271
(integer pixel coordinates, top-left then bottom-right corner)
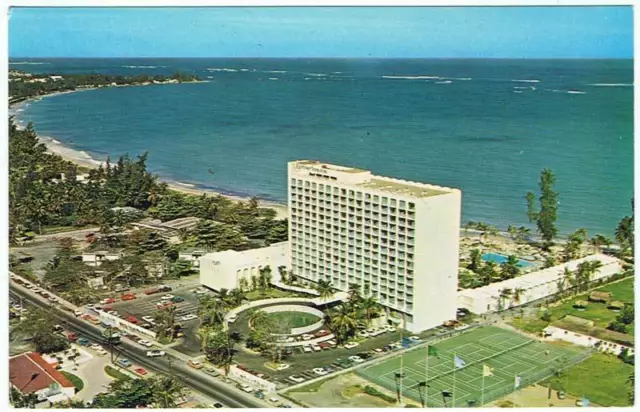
510 277 634 338
266 311 321 329
540 353 634 407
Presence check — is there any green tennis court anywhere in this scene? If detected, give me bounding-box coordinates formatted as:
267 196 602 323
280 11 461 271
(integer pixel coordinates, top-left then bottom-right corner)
356 326 585 407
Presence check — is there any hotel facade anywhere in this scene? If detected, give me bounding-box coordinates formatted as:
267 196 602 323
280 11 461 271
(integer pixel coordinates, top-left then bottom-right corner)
288 160 462 332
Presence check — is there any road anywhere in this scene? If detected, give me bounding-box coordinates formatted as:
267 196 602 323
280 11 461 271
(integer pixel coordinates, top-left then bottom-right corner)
10 285 267 409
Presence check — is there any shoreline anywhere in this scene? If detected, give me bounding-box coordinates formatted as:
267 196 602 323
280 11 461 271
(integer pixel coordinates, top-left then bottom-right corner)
11 91 289 220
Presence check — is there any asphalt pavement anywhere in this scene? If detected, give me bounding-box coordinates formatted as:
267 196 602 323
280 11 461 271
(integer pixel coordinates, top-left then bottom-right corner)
9 285 267 409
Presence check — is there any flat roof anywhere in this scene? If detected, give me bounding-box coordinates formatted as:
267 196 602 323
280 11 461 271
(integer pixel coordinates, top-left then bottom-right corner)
357 178 449 199
294 160 367 174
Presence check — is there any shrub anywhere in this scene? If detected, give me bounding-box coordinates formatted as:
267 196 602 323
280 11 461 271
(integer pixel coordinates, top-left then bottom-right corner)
363 385 396 403
540 311 552 322
607 321 628 334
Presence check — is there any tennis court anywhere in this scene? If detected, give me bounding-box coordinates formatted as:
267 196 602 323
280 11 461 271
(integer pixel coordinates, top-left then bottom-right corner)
357 326 585 407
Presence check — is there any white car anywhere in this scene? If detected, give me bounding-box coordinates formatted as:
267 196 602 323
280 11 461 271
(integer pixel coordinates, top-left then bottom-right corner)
142 316 155 323
238 384 253 393
313 367 328 376
90 343 102 350
289 375 305 383
74 310 83 317
138 340 153 347
409 336 422 342
161 294 175 301
276 363 291 371
146 350 166 357
344 342 359 349
312 345 322 352
181 314 198 321
96 348 108 356
357 331 369 337
86 304 96 309
384 325 396 332
302 346 312 353
268 397 280 404
349 355 364 363
302 334 314 341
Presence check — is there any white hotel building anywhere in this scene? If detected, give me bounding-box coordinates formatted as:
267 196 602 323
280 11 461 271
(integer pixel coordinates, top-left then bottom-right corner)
288 160 462 332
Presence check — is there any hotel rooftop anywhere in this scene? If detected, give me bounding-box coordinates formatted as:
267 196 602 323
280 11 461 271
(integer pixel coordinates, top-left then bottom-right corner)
291 160 456 199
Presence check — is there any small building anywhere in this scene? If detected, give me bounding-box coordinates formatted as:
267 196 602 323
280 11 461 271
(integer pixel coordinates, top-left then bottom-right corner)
110 206 141 214
82 251 122 267
457 254 623 314
178 250 207 268
10 352 76 404
200 242 289 291
588 291 612 303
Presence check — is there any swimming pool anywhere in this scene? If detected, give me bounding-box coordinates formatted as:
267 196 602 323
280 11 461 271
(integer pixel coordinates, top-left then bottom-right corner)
481 253 534 268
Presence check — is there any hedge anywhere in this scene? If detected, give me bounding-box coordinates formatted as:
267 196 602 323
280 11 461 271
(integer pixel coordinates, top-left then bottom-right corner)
60 371 84 392
363 385 396 403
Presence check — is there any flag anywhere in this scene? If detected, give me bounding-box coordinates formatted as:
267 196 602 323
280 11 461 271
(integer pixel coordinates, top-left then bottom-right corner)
482 364 494 377
514 376 521 388
454 355 466 369
442 390 453 398
428 346 438 357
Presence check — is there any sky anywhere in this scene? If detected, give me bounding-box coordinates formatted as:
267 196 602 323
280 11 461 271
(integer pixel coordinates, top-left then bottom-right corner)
8 6 634 58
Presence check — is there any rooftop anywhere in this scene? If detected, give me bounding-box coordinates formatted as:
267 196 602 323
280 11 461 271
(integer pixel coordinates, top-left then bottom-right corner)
10 352 75 394
295 160 367 174
358 178 449 198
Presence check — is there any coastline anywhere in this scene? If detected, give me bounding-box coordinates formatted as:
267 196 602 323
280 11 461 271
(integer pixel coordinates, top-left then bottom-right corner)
10 85 288 220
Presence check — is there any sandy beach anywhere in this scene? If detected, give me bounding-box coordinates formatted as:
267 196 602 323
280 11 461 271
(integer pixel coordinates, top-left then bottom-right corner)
12 106 288 220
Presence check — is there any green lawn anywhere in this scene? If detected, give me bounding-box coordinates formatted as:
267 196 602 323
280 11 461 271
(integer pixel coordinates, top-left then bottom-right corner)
266 311 321 329
61 371 84 392
105 365 131 380
549 277 634 335
510 277 635 336
356 326 583 407
540 353 633 407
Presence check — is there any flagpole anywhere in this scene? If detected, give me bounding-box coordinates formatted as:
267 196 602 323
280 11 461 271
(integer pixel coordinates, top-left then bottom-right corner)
452 353 456 408
399 313 405 406
481 370 485 406
513 373 517 407
424 345 429 408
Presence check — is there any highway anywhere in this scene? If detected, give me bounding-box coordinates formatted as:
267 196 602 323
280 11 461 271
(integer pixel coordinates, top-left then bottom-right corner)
10 285 267 409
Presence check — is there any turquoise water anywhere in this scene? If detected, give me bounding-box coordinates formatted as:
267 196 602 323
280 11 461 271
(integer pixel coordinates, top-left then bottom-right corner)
481 253 534 268
12 58 634 236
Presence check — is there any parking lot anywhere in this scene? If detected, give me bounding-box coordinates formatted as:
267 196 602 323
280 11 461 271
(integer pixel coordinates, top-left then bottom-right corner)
109 284 210 356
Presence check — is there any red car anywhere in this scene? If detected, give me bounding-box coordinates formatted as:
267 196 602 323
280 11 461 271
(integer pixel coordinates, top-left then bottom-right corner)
102 297 116 304
127 316 140 325
66 332 78 342
121 293 137 301
134 367 148 376
145 288 160 295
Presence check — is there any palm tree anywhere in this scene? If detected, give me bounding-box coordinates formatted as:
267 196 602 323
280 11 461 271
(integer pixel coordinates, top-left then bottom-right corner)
516 226 531 244
475 221 490 244
498 288 513 310
463 221 476 237
153 305 177 341
277 265 288 284
348 283 362 304
204 328 242 376
315 279 334 302
228 288 245 307
197 325 218 351
500 255 520 280
258 266 272 292
478 261 498 286
250 275 259 291
238 277 249 292
198 295 226 326
359 296 381 327
468 249 483 273
327 304 358 344
152 376 188 408
507 225 518 241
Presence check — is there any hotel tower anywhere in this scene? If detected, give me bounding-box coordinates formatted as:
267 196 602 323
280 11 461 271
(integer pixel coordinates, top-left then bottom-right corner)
288 160 462 332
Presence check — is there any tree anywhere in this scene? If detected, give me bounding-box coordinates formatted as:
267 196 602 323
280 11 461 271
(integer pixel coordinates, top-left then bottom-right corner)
478 261 498 286
589 234 611 254
228 288 246 307
359 296 382 327
618 303 634 325
204 327 242 376
315 279 334 302
498 288 513 310
512 287 525 305
467 249 483 273
526 169 559 246
10 388 39 408
277 265 288 284
562 228 588 262
153 305 177 342
152 376 188 408
198 295 227 326
327 304 358 344
616 215 634 256
607 320 628 334
516 226 532 244
348 283 362 304
627 373 634 405
500 255 520 280
258 266 273 292
506 225 518 241
12 308 70 354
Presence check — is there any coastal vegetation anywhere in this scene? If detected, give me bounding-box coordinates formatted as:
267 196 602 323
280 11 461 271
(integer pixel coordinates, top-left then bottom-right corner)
526 168 559 247
9 70 200 104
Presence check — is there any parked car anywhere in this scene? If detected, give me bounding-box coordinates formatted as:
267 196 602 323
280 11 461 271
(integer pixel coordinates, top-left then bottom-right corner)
302 334 314 340
145 288 161 295
348 355 364 363
100 297 116 305
268 397 280 404
171 296 185 303
127 316 141 325
254 391 265 399
121 293 137 301
357 331 370 337
117 358 132 368
288 375 305 383
180 314 198 322
276 363 291 371
213 403 224 408
73 310 83 317
302 346 312 353
311 345 322 352
96 348 108 356
146 350 166 357
188 360 203 369
409 336 422 342
204 367 220 377
77 338 91 346
138 340 153 348
313 367 328 376
238 384 253 393
142 316 155 323
134 367 148 376
344 342 359 349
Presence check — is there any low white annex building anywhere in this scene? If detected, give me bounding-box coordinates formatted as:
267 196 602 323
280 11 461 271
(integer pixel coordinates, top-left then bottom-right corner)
199 242 289 291
457 254 623 314
82 251 122 267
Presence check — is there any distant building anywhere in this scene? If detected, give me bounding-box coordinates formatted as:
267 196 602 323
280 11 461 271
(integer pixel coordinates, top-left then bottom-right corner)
110 206 141 214
82 251 122 267
50 76 64 81
10 352 76 404
457 254 624 314
200 242 289 291
288 160 461 332
178 250 207 268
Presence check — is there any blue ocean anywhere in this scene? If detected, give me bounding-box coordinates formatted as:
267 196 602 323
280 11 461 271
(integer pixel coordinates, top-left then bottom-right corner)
11 58 634 236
